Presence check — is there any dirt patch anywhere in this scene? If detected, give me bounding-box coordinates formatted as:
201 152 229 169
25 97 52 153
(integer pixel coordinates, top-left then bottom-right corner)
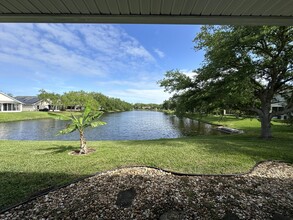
68 148 96 155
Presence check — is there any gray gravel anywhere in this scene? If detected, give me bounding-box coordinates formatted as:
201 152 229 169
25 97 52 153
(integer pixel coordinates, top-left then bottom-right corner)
1 161 292 220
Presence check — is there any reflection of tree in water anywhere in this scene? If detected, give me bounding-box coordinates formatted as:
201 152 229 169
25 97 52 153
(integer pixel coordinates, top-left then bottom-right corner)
168 115 220 136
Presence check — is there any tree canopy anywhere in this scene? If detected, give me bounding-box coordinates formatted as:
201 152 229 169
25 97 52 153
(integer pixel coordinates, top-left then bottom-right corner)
160 26 293 139
38 90 133 112
38 89 61 111
61 91 100 111
133 103 162 110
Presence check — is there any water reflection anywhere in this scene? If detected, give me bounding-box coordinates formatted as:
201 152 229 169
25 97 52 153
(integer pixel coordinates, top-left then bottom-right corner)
168 115 217 136
0 111 223 140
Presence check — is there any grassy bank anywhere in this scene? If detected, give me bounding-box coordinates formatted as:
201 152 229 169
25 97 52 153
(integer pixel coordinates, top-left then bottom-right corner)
0 112 54 123
184 113 291 137
1 129 293 210
0 111 82 123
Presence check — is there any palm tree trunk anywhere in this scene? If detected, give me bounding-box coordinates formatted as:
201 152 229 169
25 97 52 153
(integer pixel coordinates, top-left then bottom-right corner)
79 130 87 154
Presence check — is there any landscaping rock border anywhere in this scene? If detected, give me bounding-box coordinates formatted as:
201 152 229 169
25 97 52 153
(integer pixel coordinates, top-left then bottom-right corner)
1 161 292 219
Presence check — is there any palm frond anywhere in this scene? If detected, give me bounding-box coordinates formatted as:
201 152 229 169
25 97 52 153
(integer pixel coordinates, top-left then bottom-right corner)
79 117 83 125
48 112 71 121
57 124 77 135
90 121 107 128
83 107 91 118
57 107 106 137
71 113 78 122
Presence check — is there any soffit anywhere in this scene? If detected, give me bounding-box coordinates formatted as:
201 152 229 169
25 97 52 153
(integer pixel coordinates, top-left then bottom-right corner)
0 0 292 25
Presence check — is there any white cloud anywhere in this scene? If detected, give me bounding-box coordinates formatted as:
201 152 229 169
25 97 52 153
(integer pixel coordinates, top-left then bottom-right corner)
36 24 84 49
106 89 171 104
154 48 165 58
71 24 154 62
124 44 154 61
0 24 156 79
0 24 174 103
95 79 159 90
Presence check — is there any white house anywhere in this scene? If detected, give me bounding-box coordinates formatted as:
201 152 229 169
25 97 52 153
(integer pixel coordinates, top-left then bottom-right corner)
0 92 23 112
222 92 292 120
271 93 291 120
14 96 50 111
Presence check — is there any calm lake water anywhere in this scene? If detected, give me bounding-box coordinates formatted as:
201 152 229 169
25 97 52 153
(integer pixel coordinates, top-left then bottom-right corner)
0 111 222 140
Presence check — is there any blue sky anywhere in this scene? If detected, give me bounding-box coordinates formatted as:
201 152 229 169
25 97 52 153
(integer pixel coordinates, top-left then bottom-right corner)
0 23 204 104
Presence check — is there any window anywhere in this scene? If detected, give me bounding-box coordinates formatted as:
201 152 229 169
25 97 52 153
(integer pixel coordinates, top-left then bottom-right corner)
2 103 19 111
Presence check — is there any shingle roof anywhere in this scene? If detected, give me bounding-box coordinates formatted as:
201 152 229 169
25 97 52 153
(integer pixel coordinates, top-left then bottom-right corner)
14 96 40 105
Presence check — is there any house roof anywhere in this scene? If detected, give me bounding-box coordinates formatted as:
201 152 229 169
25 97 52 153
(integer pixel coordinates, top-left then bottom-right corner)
0 92 23 104
0 0 292 25
14 96 40 105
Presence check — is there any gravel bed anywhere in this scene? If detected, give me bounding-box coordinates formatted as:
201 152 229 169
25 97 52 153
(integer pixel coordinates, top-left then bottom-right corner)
1 161 292 220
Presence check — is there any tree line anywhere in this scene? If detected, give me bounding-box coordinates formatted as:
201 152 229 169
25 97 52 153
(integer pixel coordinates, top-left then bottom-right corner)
38 90 133 112
133 103 162 110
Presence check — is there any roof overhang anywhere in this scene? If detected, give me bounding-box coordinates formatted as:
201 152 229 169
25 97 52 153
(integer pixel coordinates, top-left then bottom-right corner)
0 0 292 25
0 14 292 26
0 92 23 104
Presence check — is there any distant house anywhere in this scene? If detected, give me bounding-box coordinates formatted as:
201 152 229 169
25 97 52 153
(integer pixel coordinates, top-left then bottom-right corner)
0 92 23 112
271 93 291 120
14 96 50 111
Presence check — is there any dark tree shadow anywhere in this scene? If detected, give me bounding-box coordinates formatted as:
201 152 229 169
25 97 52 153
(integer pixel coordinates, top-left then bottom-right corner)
40 145 77 154
0 171 88 212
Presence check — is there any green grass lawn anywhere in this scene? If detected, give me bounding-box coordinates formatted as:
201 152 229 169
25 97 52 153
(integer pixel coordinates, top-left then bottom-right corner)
186 113 290 136
0 112 54 122
0 111 81 123
1 129 293 211
0 113 292 211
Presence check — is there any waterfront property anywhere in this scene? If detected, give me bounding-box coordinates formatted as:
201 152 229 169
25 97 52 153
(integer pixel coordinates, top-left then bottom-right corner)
0 92 22 112
14 96 51 111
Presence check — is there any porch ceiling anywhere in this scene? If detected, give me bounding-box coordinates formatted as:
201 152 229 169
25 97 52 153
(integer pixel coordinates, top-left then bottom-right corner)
0 0 292 25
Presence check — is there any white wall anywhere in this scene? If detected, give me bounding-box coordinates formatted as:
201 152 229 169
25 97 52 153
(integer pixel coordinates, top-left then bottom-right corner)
0 93 15 102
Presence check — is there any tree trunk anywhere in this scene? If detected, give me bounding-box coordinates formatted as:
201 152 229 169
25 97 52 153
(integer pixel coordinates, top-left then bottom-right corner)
260 105 272 139
79 130 87 154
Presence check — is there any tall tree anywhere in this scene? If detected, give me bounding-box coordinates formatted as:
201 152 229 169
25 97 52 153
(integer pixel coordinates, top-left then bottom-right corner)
61 91 100 111
38 89 61 111
160 26 293 139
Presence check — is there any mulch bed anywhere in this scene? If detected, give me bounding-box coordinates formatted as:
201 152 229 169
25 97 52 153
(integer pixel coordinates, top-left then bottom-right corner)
1 161 292 219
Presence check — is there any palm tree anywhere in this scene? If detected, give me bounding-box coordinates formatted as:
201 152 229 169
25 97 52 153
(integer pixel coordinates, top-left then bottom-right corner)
53 107 106 154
